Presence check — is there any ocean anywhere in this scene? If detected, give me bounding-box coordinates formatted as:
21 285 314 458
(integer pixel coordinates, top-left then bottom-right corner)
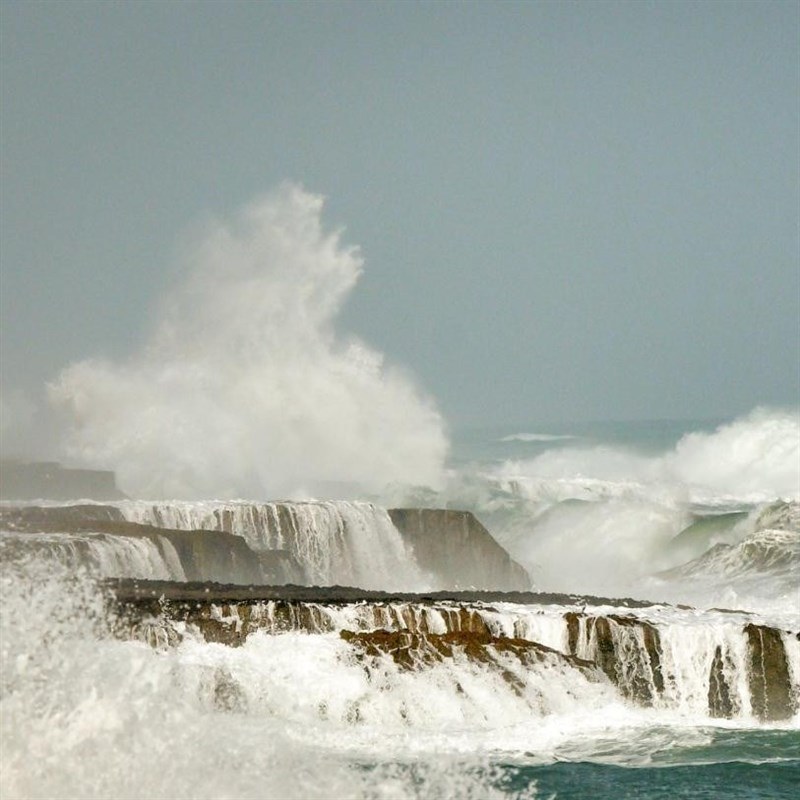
1 408 798 799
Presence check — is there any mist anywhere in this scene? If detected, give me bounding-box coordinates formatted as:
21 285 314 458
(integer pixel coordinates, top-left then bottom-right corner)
48 184 448 499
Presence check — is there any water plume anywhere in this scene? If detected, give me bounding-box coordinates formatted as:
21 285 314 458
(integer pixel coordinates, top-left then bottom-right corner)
49 184 448 499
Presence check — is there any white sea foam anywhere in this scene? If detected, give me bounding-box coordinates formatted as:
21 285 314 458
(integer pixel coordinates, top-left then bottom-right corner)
2 548 797 800
49 184 447 500
487 408 800 507
641 523 800 618
1 561 542 800
423 409 800 612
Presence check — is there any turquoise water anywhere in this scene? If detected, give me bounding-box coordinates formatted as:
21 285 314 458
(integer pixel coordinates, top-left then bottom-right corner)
506 760 800 800
506 727 800 798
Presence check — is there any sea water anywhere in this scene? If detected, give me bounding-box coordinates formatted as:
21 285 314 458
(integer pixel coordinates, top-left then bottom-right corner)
1 410 798 799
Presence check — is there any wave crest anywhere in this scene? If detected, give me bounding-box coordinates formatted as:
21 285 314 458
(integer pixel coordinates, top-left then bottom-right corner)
49 184 448 499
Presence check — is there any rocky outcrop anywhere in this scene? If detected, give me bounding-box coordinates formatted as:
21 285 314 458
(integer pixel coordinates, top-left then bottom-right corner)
745 624 797 721
564 612 664 705
388 508 530 590
0 460 125 501
121 501 530 590
2 503 532 591
1 508 273 585
340 629 598 681
708 645 739 718
107 580 799 721
113 588 503 647
0 503 126 530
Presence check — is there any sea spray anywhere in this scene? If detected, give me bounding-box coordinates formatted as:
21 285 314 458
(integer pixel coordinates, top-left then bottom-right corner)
483 408 800 507
422 410 800 606
0 555 543 800
664 408 800 503
49 184 448 500
2 413 798 799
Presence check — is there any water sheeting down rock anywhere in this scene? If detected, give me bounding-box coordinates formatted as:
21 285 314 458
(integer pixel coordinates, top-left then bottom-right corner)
0 508 268 584
387 508 530 590
745 623 797 721
108 580 799 723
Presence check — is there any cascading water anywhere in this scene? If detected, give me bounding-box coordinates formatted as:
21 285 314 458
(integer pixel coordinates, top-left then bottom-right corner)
116 499 429 590
3 410 799 798
0 531 184 580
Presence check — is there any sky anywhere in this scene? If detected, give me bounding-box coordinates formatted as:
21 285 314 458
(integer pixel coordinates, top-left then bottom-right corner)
2 0 799 456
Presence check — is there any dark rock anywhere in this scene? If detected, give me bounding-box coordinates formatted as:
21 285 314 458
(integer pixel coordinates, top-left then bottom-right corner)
0 460 125 501
1 508 265 585
564 613 664 706
565 611 581 656
745 623 796 721
388 508 530 591
708 645 738 718
106 578 666 608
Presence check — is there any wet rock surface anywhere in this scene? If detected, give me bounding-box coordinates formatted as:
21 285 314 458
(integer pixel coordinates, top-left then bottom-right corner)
708 645 739 718
1 509 268 584
745 623 797 721
88 580 800 721
564 612 664 705
108 578 661 607
388 508 530 590
339 629 599 683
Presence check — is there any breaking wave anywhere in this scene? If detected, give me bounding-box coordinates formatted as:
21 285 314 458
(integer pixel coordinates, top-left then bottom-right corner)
427 409 800 607
49 184 448 500
489 408 799 508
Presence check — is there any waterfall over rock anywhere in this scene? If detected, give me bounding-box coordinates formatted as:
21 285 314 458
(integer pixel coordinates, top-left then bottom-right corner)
1 501 531 591
110 579 800 723
116 500 427 590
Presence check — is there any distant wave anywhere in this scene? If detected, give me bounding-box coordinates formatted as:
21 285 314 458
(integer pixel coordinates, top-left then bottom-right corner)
427 410 800 606
500 433 577 443
489 408 800 506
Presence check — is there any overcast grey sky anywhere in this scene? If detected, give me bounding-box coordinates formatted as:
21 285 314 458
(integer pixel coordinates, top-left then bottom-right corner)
2 0 798 434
